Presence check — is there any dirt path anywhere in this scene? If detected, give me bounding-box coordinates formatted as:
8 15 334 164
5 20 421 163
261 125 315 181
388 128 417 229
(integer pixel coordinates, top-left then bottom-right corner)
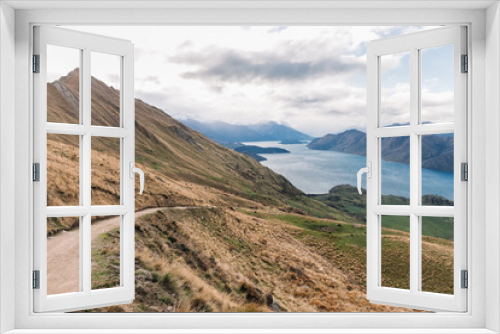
47 207 170 295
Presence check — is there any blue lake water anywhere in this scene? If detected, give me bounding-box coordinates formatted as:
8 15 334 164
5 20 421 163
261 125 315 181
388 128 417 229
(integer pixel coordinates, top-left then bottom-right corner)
244 141 454 200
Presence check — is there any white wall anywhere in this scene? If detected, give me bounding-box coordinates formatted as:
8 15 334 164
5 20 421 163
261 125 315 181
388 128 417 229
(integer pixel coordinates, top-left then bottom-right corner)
0 4 492 332
486 2 500 333
0 1 16 333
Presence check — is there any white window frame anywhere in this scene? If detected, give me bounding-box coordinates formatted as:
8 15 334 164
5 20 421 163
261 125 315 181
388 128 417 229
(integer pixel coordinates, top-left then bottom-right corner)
366 26 468 312
1 1 499 333
33 26 136 313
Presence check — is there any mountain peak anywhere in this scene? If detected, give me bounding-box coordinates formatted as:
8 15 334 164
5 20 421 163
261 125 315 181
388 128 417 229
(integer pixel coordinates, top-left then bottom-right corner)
53 68 80 86
343 129 364 134
181 118 312 143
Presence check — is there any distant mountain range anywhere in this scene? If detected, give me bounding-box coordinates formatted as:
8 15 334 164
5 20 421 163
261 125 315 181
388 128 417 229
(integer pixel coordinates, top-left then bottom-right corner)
180 119 312 144
308 129 454 173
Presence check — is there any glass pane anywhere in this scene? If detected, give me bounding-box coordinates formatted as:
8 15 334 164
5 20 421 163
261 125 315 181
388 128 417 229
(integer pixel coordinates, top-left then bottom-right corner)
47 44 81 124
380 51 410 127
421 134 454 206
47 217 80 295
381 215 410 289
421 217 454 294
92 215 121 290
91 52 121 127
91 137 121 206
381 136 410 205
421 44 454 124
47 134 80 206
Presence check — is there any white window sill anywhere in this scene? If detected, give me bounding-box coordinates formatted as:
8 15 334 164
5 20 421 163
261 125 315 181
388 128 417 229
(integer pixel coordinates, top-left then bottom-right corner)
4 330 498 334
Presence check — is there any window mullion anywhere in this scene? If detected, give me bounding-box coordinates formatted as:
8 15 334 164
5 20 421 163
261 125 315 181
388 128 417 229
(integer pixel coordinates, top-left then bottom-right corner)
409 47 420 294
82 48 92 294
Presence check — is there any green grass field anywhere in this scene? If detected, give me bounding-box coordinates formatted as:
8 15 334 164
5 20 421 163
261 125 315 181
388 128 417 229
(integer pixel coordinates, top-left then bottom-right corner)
242 210 453 295
311 185 454 241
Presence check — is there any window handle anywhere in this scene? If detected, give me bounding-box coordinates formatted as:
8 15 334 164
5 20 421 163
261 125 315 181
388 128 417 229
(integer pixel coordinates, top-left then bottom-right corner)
129 162 144 195
357 162 371 195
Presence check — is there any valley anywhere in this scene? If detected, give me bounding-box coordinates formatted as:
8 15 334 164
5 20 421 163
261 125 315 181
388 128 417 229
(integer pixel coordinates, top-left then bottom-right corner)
46 70 454 313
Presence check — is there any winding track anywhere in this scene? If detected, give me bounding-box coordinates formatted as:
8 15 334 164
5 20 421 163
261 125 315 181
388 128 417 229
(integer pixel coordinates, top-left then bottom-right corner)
47 207 167 295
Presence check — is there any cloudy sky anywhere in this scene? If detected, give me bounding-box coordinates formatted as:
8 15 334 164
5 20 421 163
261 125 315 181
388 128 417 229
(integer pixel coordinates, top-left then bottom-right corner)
55 25 453 137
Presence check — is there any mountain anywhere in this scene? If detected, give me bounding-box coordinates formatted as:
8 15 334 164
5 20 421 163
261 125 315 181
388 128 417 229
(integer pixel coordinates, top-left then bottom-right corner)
308 129 454 173
307 129 366 155
233 145 289 162
46 70 450 313
234 145 290 155
181 119 312 144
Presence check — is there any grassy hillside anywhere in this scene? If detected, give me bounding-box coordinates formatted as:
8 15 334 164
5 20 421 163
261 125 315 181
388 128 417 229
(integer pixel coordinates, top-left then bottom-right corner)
88 208 424 312
86 207 452 312
311 185 454 240
47 71 453 312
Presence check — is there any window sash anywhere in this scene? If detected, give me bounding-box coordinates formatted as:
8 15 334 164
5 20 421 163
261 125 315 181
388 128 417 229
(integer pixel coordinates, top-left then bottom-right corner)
32 26 135 313
366 26 468 312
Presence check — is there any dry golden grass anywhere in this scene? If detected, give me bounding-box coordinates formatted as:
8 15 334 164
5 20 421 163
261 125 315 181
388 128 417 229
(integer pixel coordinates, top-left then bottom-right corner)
47 135 80 207
381 234 410 290
87 208 422 313
421 236 454 294
91 137 121 206
46 137 264 235
133 207 448 313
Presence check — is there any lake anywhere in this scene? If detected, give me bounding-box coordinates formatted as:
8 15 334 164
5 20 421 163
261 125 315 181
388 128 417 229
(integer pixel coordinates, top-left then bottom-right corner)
244 141 454 200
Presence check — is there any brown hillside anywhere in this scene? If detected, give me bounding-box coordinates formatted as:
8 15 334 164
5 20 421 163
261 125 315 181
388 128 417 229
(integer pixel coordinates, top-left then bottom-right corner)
47 69 341 234
88 208 418 312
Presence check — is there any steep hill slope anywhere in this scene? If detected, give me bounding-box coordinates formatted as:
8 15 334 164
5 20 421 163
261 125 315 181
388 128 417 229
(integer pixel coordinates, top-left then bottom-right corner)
47 70 340 234
308 129 454 172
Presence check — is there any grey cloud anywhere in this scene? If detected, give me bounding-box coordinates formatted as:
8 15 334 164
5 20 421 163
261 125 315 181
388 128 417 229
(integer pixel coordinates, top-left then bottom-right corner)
281 94 334 109
135 89 214 117
135 91 169 109
279 87 365 111
421 95 453 108
171 48 364 84
373 26 420 38
139 75 161 85
321 109 356 116
134 48 157 61
178 40 193 49
267 26 288 33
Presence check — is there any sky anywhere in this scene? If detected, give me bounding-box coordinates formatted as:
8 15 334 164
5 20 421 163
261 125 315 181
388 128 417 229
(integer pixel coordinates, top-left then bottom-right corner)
50 25 454 137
